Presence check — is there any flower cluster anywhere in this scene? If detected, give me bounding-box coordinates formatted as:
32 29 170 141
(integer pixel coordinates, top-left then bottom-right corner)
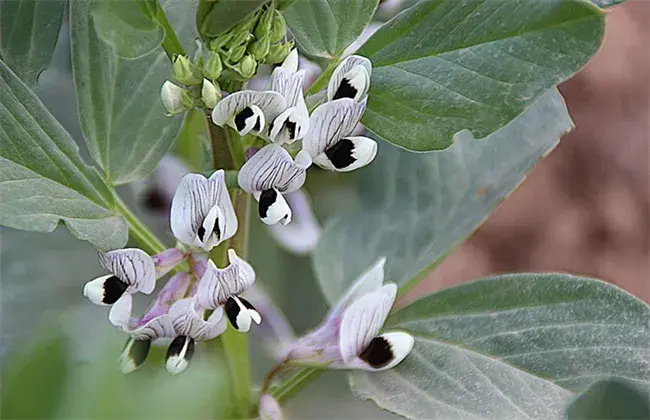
83 170 261 375
211 51 378 225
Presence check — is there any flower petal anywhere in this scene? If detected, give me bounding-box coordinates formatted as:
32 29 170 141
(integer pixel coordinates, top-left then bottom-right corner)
302 98 366 157
259 394 284 420
327 55 372 102
195 251 256 308
258 188 292 226
169 298 228 341
83 274 128 305
211 90 286 132
109 293 134 328
238 144 311 195
225 295 261 332
120 337 151 374
281 48 299 73
165 335 195 375
313 136 377 172
267 106 309 144
267 190 321 255
130 314 176 341
98 248 156 294
356 331 414 371
338 283 397 364
328 258 386 321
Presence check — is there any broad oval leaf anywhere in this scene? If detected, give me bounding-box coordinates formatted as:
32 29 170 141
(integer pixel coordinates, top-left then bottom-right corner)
358 0 604 151
90 0 164 59
197 0 266 39
70 0 184 185
314 89 572 304
0 60 127 250
0 0 65 88
351 274 650 419
282 0 379 59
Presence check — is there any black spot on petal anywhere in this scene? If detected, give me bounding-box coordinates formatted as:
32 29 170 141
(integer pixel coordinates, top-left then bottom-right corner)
103 275 128 304
166 335 195 361
253 115 261 132
197 225 206 242
359 336 394 369
333 78 358 100
235 107 255 132
237 295 256 311
258 189 277 219
213 217 221 241
225 297 241 329
284 120 296 140
324 138 356 169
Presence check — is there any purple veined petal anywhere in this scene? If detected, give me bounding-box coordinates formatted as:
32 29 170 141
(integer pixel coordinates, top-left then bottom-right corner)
302 98 367 158
313 135 378 172
152 248 186 277
195 250 256 309
211 90 286 135
338 283 397 365
98 248 156 294
267 190 321 255
244 285 295 361
328 258 386 321
108 293 177 341
170 170 237 251
259 394 284 420
327 55 372 102
238 144 311 195
281 48 299 73
169 298 228 342
267 105 310 145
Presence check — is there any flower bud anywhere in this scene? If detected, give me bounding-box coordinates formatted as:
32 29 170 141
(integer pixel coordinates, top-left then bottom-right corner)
172 55 202 86
203 50 223 80
248 33 271 61
161 81 193 115
259 394 283 420
269 10 287 43
201 79 220 109
264 41 293 65
225 31 253 51
209 31 234 51
226 40 250 63
253 4 275 39
232 54 258 79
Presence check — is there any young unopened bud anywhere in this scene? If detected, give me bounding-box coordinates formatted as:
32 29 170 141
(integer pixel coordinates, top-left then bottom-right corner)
227 41 249 63
203 51 223 80
172 55 202 85
248 33 271 61
225 31 253 51
269 10 287 43
259 394 283 420
254 4 275 39
161 81 193 115
233 54 258 79
264 41 293 65
210 31 234 51
201 79 220 109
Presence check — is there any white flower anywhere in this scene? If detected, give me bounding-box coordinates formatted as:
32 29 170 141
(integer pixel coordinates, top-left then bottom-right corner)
161 81 192 115
83 248 156 307
327 55 372 102
267 190 321 255
238 144 312 225
170 170 237 252
194 250 260 332
201 78 220 109
211 90 286 136
266 49 310 144
287 259 414 371
302 98 377 172
259 394 284 420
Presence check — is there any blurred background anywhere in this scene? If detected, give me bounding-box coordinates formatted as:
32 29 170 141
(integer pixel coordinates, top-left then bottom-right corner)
1 0 648 418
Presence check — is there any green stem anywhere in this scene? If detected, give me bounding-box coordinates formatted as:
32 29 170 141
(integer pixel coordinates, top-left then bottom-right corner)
225 126 247 168
155 1 186 60
305 58 340 96
272 368 322 405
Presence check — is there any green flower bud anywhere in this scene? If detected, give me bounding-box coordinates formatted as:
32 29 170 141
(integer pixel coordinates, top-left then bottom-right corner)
264 40 293 65
225 31 253 51
253 4 275 39
269 10 287 43
172 55 202 86
209 31 234 51
203 50 223 80
227 42 248 63
232 54 258 79
248 33 271 61
201 79 221 109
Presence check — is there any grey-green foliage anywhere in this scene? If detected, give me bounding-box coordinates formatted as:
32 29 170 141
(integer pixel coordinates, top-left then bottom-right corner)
0 0 66 88
197 0 266 38
282 0 379 59
314 89 572 304
0 61 127 250
566 379 650 419
358 0 603 151
351 274 650 420
69 0 184 185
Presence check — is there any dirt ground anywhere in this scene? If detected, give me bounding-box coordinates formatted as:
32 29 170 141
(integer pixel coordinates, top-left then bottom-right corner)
418 0 650 302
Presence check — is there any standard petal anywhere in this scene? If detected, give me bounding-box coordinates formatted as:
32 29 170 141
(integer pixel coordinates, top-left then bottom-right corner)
267 190 321 255
211 90 286 130
338 283 397 364
271 68 306 110
302 98 367 157
328 258 386 321
130 315 175 341
195 252 256 308
169 298 228 341
238 144 310 195
98 249 156 294
327 55 372 102
313 136 377 172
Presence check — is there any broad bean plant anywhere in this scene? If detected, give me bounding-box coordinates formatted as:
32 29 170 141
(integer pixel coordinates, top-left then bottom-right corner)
1 0 648 419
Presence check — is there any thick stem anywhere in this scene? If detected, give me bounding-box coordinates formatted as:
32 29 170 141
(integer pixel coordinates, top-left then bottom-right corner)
155 2 186 60
272 368 322 405
305 58 340 96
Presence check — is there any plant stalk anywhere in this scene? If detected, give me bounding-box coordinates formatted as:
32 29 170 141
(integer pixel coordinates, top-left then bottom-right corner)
305 58 340 96
155 2 186 60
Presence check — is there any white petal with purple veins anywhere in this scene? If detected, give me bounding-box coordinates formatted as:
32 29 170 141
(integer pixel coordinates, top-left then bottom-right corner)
302 98 366 157
169 298 227 341
98 248 156 294
327 55 372 102
313 135 377 172
211 90 286 132
238 144 311 195
195 251 256 308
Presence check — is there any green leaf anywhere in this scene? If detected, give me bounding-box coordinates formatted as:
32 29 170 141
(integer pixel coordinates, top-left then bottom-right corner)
313 89 572 304
351 274 650 419
197 0 265 38
282 0 379 59
0 60 127 250
70 0 184 185
358 0 604 151
1 330 70 418
90 0 164 59
567 379 650 420
0 0 65 88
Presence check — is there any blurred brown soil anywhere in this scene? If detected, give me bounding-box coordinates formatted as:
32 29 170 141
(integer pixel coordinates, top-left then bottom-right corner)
416 0 650 302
